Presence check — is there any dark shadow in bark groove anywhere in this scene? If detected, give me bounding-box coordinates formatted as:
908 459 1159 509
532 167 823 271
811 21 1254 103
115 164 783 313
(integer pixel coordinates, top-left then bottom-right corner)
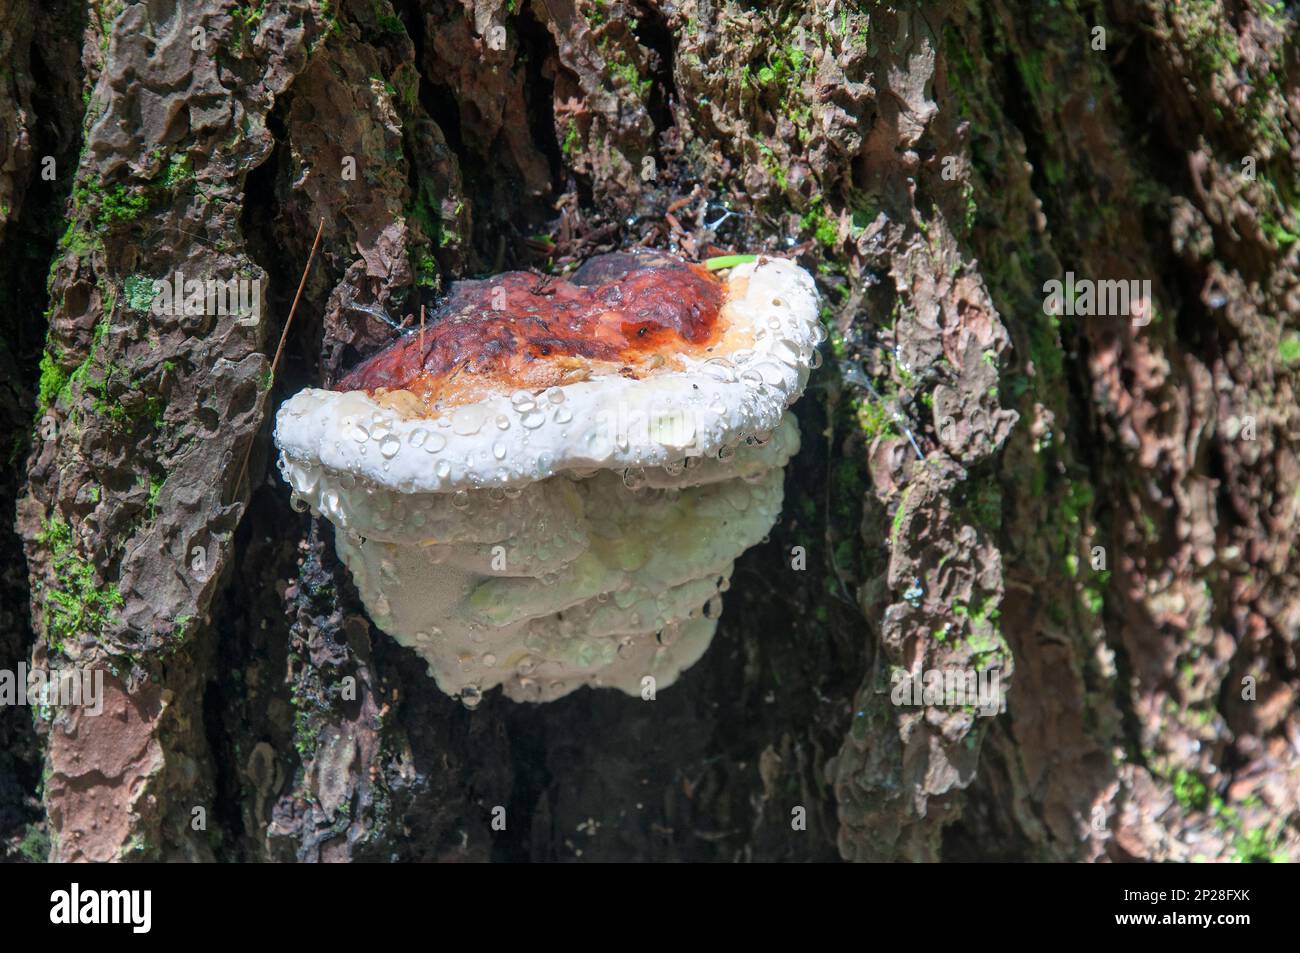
200 661 247 853
628 0 677 146
516 5 566 201
203 98 320 859
496 705 552 861
0 0 88 857
403 1 466 165
411 0 561 273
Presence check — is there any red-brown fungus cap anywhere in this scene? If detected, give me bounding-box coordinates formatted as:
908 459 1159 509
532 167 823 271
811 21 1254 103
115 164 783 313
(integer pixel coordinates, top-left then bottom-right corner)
336 251 724 410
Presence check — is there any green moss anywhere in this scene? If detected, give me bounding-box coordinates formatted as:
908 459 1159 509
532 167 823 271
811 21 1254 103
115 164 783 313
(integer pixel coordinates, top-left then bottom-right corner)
1081 585 1104 616
38 316 110 421
36 348 70 415
96 184 147 225
585 0 608 28
56 215 98 256
966 632 1000 669
1015 48 1046 104
407 181 437 238
35 515 124 652
1232 826 1283 863
1260 214 1299 247
415 251 437 288
743 31 817 148
855 394 900 443
1164 772 1286 860
91 0 125 52
146 476 163 521
405 178 451 278
890 485 914 545
390 64 419 114
756 142 788 191
161 153 193 187
230 0 266 50
967 592 1000 628
172 614 194 641
1172 768 1210 811
607 58 651 99
293 706 319 760
752 44 806 90
1174 0 1241 76
799 204 840 247
55 176 148 253
72 321 111 414
1059 479 1093 551
1278 333 1300 366
561 121 580 157
123 274 156 312
18 824 50 863
317 0 342 36
589 10 652 98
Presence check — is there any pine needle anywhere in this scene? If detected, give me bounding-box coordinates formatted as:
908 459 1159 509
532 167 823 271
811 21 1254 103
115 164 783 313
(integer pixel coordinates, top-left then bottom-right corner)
703 254 758 271
233 218 325 501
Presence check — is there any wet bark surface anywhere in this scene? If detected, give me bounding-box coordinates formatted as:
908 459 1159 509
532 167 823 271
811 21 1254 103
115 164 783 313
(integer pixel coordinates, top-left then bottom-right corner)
0 0 1297 862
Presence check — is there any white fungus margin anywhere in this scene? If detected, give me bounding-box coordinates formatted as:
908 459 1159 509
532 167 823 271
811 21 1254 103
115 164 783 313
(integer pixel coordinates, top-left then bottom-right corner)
274 256 822 705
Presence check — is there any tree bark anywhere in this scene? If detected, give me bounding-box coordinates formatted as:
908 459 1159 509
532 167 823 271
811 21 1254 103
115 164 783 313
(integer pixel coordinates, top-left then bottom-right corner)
1 0 1297 862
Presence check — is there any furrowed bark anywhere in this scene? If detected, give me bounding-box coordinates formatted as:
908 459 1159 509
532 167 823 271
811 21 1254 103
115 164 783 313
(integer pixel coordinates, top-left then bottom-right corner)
1 0 1295 863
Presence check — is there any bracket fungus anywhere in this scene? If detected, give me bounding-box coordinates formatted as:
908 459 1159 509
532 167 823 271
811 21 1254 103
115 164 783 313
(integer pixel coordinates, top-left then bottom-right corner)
274 251 822 705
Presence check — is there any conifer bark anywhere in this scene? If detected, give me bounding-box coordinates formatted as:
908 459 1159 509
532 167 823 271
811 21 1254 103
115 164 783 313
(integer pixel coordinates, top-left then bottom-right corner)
0 0 1296 862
